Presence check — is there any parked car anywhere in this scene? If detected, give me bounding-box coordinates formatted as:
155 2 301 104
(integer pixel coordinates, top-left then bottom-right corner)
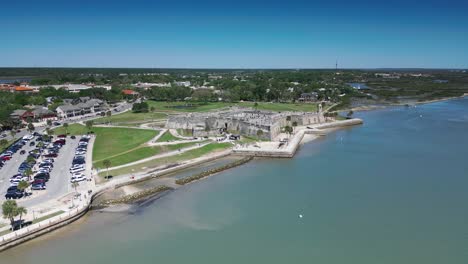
31 183 46 190
19 150 26 155
29 141 35 146
57 134 67 138
44 153 58 158
0 155 12 161
75 151 86 155
70 135 76 139
5 187 24 199
69 166 85 173
43 158 55 163
71 174 86 183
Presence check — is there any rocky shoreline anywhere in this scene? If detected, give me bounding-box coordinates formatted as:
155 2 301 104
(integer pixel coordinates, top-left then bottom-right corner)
95 185 173 207
175 156 253 185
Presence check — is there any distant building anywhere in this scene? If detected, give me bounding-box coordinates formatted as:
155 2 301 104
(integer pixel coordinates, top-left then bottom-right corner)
122 89 139 96
298 92 318 102
174 81 191 87
10 107 56 122
56 98 105 118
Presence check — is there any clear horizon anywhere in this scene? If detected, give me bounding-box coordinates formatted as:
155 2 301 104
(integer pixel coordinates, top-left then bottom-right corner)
1 0 467 69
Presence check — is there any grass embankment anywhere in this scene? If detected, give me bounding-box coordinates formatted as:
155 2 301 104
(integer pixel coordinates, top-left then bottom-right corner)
147 101 318 113
95 141 203 169
175 156 253 185
0 210 66 236
176 128 193 137
157 131 183 142
32 210 65 224
93 111 167 126
101 142 232 177
53 124 158 163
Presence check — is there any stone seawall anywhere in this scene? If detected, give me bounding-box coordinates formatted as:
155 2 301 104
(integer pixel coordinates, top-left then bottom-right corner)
233 118 363 158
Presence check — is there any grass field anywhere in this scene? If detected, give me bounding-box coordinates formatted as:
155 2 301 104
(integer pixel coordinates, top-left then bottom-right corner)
93 111 167 125
102 142 232 176
94 141 202 169
53 124 158 163
147 101 318 113
156 131 183 142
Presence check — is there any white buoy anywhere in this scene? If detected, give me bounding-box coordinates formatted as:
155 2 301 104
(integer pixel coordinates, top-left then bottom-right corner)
420 115 423 118
299 214 303 218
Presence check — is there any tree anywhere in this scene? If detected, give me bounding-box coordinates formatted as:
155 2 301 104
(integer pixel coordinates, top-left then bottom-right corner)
150 106 156 122
0 139 8 150
72 181 79 193
27 122 35 133
106 111 112 124
46 119 52 127
347 110 354 118
9 129 16 139
254 102 258 111
284 125 293 137
45 127 52 136
103 159 112 179
85 120 94 132
15 206 27 226
2 200 19 227
292 121 298 132
256 129 264 138
63 122 69 134
24 168 33 180
17 181 30 192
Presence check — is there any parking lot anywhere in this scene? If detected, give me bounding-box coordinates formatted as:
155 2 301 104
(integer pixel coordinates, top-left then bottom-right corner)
0 134 92 208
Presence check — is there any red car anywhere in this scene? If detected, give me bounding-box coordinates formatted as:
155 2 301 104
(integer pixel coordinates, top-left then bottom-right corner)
44 153 58 158
57 134 67 138
54 139 66 145
0 155 12 161
32 179 46 185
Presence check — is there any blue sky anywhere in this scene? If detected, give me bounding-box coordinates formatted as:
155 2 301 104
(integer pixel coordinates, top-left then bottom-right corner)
1 0 467 68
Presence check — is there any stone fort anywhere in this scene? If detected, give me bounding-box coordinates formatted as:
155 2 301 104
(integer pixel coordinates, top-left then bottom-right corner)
166 106 325 140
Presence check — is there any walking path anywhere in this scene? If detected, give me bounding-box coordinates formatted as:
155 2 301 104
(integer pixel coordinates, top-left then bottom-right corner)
104 141 213 172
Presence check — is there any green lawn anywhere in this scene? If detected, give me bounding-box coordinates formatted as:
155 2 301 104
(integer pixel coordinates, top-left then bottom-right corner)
93 111 167 125
157 131 183 142
52 123 88 135
102 142 232 176
94 141 202 169
147 101 318 113
33 210 65 224
53 124 158 163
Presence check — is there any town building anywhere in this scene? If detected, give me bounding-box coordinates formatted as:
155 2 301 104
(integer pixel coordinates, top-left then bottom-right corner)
56 98 106 118
10 106 56 122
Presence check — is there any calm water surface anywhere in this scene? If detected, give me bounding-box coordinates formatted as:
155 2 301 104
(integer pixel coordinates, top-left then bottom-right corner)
2 98 468 263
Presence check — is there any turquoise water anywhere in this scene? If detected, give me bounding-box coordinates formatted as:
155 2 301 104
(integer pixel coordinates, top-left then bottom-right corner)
2 98 468 263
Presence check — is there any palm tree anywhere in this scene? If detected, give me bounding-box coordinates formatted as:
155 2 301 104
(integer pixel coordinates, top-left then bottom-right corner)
85 120 94 133
63 122 69 134
72 181 79 193
284 125 293 138
15 206 27 227
292 121 298 133
256 129 264 139
2 200 19 227
103 159 112 179
106 111 112 124
17 181 30 193
24 168 33 181
9 129 16 139
27 122 35 133
150 106 156 122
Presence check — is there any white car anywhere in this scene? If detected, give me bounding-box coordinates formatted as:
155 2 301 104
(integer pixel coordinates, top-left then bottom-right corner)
75 151 86 155
10 176 29 183
81 135 91 139
70 174 86 183
69 166 85 173
43 158 55 163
